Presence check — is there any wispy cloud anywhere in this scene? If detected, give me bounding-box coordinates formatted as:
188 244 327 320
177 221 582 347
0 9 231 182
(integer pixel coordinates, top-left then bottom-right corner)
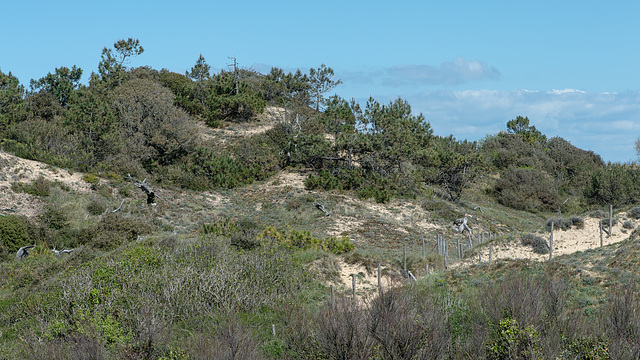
402 89 640 163
340 57 501 88
385 57 501 86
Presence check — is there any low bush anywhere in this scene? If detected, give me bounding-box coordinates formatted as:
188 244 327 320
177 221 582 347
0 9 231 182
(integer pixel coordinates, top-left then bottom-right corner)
0 215 32 256
12 176 52 197
628 207 640 219
78 213 153 249
521 233 549 254
86 200 106 216
257 226 354 255
493 167 558 212
546 216 584 231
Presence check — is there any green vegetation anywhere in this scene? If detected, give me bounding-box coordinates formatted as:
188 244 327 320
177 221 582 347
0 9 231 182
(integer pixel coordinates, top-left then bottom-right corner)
2 38 640 359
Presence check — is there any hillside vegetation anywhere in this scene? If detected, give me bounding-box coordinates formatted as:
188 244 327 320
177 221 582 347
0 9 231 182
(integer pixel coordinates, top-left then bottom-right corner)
1 38 640 359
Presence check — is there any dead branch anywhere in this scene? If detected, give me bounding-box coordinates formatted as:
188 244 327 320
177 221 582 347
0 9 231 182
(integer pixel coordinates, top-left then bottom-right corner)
315 203 331 216
0 208 17 217
127 174 156 204
452 217 473 237
112 199 126 213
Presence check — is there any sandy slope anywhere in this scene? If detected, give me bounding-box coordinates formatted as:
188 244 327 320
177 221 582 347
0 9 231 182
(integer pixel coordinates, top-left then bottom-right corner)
2 150 632 296
455 216 630 267
0 151 94 217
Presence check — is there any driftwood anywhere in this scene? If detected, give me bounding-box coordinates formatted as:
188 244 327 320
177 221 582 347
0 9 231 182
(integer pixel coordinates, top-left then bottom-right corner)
315 203 331 216
112 199 125 213
0 208 17 217
127 174 156 204
16 245 35 259
51 247 74 256
452 217 473 237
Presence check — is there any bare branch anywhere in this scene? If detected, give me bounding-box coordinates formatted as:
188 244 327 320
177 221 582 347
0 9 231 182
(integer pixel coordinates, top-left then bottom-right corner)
127 174 157 204
315 203 331 216
112 199 126 213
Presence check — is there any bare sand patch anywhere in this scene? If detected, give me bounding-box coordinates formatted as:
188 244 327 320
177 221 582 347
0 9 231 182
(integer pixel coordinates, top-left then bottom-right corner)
0 151 95 217
454 216 629 267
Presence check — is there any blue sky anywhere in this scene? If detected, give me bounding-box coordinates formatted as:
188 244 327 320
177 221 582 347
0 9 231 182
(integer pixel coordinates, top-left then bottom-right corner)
2 0 639 163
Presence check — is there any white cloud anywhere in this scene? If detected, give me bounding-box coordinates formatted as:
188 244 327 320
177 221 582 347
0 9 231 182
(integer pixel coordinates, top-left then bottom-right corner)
402 89 640 163
385 57 501 86
548 88 587 95
338 57 501 88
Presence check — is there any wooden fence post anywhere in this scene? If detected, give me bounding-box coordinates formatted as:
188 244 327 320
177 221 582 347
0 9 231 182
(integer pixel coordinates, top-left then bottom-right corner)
378 262 382 298
549 221 554 261
422 238 425 258
444 239 448 269
403 245 407 274
489 243 493 263
330 284 335 309
425 263 429 275
609 204 613 237
352 274 356 301
600 223 603 248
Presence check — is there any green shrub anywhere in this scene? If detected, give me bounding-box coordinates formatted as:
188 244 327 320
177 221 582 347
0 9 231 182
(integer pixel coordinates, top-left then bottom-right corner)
356 184 390 204
40 205 68 230
627 207 640 219
185 147 264 189
12 176 51 197
83 173 100 184
230 219 262 250
521 233 549 254
0 215 31 255
86 200 106 216
78 213 153 249
421 199 461 221
494 167 558 212
623 220 635 230
486 317 542 360
566 336 609 360
585 164 640 206
201 217 239 237
600 218 618 227
257 226 354 255
546 217 583 231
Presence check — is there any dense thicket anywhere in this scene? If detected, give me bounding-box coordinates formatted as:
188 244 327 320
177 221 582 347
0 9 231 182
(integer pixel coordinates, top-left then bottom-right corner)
0 38 637 211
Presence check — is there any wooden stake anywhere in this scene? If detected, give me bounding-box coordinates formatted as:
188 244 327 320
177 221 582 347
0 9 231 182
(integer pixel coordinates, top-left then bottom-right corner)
422 238 425 258
403 245 407 273
425 264 429 275
489 243 493 262
600 223 603 247
352 274 356 300
378 262 382 298
609 204 613 237
549 221 554 261
330 284 335 309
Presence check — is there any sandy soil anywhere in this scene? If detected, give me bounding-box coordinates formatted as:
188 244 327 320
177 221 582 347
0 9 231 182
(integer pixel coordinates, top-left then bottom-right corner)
199 106 283 144
454 216 629 267
332 259 400 301
0 151 94 217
